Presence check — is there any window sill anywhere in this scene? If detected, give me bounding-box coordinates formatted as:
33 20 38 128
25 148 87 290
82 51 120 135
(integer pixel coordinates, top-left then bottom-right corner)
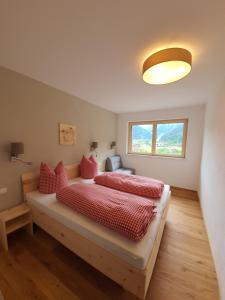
126 153 185 159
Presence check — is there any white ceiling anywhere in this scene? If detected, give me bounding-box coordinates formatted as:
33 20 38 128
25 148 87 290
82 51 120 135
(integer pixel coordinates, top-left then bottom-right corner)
1 0 225 113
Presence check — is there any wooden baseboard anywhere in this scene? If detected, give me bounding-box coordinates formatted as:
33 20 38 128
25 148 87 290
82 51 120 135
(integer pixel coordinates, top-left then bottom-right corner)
171 186 199 201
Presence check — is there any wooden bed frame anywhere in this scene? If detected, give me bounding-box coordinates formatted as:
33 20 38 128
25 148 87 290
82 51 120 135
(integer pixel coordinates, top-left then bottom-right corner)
21 163 170 299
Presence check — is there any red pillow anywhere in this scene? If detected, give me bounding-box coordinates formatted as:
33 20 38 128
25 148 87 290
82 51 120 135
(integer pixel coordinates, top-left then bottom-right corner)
39 161 68 194
80 155 98 179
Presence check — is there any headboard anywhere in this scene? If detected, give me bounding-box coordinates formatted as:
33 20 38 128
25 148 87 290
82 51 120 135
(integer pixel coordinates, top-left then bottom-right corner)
21 163 80 194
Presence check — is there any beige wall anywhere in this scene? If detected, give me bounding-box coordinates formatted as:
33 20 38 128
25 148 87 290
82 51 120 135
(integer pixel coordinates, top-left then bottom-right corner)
0 67 116 211
117 105 205 190
200 84 225 300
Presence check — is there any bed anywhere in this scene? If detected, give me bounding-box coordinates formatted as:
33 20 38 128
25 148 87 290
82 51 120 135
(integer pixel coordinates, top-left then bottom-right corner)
22 163 170 299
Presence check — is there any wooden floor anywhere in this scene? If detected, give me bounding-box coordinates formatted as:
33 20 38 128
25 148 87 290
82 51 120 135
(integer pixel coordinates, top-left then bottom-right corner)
0 196 219 300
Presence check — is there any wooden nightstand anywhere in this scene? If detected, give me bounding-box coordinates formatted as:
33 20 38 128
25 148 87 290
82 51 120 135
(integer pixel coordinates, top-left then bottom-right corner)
0 203 33 251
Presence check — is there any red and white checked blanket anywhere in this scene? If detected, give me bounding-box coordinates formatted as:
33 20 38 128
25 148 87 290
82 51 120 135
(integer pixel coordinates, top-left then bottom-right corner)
57 183 156 241
94 172 164 199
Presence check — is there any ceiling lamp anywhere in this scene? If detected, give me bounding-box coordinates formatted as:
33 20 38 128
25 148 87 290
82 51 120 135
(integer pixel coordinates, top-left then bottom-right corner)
142 48 192 85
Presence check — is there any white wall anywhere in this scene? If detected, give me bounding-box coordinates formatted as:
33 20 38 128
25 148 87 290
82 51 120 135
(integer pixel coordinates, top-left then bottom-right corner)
117 105 205 190
200 85 225 300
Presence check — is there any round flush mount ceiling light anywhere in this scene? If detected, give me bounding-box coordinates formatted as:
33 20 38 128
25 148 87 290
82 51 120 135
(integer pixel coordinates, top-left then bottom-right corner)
142 48 192 85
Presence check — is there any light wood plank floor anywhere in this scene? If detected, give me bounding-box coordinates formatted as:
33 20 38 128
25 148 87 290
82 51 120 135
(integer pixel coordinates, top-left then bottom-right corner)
0 196 219 300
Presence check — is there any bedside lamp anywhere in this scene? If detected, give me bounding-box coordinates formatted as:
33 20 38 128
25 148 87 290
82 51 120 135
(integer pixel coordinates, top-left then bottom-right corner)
90 141 98 157
11 142 24 157
90 141 98 151
110 141 116 149
10 142 32 165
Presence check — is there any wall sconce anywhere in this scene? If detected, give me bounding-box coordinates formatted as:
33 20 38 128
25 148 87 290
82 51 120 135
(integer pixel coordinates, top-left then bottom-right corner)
90 141 98 151
110 141 116 149
90 141 98 157
10 142 32 165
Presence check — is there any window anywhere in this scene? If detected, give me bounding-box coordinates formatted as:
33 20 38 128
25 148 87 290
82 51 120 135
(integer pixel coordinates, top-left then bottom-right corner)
130 124 153 154
128 119 188 158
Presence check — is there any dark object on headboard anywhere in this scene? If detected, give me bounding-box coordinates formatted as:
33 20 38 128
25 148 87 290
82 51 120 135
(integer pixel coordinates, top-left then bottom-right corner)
105 155 135 175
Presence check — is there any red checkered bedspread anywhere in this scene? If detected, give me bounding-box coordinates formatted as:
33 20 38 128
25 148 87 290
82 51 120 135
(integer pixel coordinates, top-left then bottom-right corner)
94 172 164 199
56 183 156 241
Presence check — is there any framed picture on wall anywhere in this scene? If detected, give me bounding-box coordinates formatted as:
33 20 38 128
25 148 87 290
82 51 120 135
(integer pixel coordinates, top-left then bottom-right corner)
59 123 76 145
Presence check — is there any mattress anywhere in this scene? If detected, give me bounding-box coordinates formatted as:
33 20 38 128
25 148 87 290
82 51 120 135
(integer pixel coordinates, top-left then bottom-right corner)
26 177 170 270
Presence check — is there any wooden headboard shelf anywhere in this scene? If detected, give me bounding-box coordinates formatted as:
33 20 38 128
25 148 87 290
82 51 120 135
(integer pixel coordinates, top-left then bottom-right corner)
21 163 80 194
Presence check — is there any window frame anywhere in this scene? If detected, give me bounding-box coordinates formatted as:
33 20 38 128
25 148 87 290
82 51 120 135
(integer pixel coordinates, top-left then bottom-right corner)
127 118 188 158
